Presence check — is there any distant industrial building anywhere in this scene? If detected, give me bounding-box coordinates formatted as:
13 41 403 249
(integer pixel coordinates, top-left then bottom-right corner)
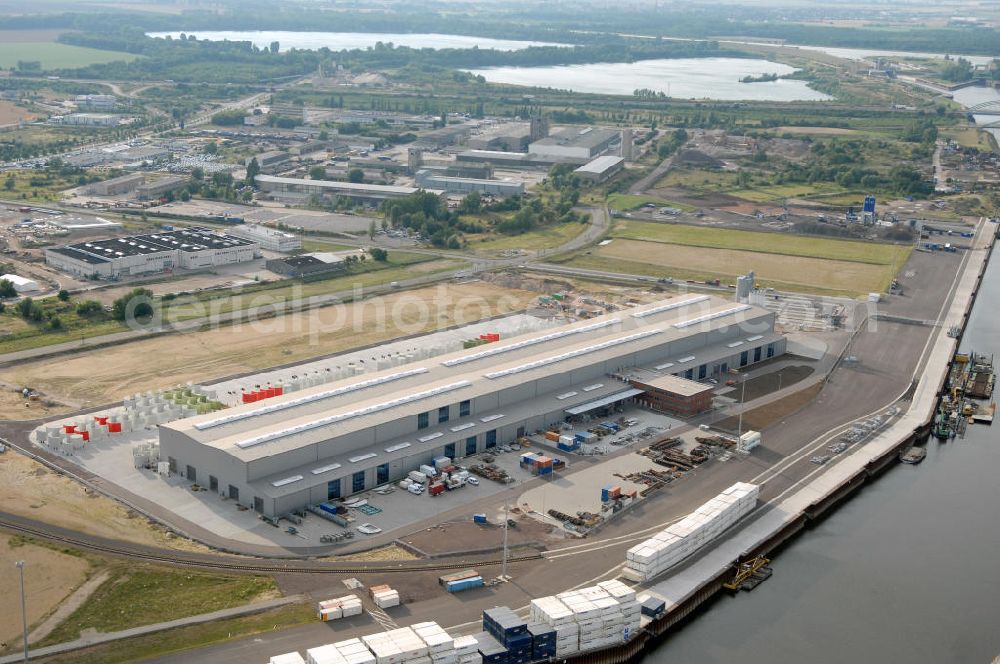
529 127 619 161
75 94 118 111
255 175 442 205
0 273 41 294
468 123 532 152
412 124 471 150
248 151 292 175
455 150 586 169
414 170 524 197
45 227 258 279
55 113 122 128
137 176 188 201
159 295 783 516
621 128 634 161
573 155 625 184
228 224 302 252
266 250 363 278
85 173 145 197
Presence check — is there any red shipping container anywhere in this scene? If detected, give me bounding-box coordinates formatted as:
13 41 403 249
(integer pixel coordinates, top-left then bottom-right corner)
242 392 257 403
95 416 109 425
274 387 284 396
63 424 77 434
80 431 90 442
108 422 122 433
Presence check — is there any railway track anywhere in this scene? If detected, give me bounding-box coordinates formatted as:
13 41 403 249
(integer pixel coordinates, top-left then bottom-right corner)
0 515 544 575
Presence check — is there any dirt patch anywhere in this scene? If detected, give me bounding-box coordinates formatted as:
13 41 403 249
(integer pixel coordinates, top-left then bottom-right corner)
0 452 213 552
0 282 537 406
399 517 554 557
0 533 91 650
716 382 824 432
0 387 75 421
675 149 725 169
0 100 35 125
321 544 419 562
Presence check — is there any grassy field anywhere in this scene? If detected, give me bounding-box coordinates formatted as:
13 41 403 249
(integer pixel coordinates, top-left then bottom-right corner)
613 221 912 265
941 127 998 151
38 566 276 647
162 255 465 321
0 534 91 648
575 238 897 296
607 193 696 212
37 603 315 664
465 221 587 254
728 182 847 203
0 42 138 69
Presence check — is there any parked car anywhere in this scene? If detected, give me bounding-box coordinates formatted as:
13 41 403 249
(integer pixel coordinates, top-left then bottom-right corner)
466 477 480 486
407 483 425 495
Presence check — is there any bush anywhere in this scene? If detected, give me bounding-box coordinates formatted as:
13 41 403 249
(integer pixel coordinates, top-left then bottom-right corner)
57 289 70 302
75 300 103 316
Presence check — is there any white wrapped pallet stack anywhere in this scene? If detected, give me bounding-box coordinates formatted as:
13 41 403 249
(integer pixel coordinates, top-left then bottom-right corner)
317 595 362 621
451 635 479 664
372 588 400 609
412 622 455 664
307 644 348 664
623 482 759 582
333 638 376 664
271 653 307 664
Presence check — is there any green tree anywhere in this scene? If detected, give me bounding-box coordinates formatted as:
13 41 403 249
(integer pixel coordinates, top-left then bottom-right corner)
76 300 103 316
203 141 219 155
368 219 377 239
3 174 14 191
347 168 365 183
309 165 327 180
57 289 70 302
112 288 155 322
245 158 260 186
369 247 388 261
0 279 16 298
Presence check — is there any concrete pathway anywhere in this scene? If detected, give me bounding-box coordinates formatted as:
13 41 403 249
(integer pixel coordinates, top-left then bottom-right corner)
27 569 111 645
0 594 305 664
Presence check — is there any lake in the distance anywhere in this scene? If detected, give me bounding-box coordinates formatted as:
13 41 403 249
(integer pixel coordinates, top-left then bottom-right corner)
467 58 831 101
145 31 564 52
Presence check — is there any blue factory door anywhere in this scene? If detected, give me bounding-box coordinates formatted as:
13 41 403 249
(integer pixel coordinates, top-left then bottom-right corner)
327 479 341 500
466 436 477 456
444 443 456 459
352 471 365 493
376 463 389 485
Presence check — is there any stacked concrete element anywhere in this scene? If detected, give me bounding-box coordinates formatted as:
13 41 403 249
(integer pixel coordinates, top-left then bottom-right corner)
317 595 363 621
529 580 641 656
623 482 759 582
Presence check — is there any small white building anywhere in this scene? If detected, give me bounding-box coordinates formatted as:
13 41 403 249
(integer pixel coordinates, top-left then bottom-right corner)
228 224 302 252
0 274 41 293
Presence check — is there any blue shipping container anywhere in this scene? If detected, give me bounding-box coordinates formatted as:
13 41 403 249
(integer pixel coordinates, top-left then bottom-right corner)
447 576 484 592
473 514 488 524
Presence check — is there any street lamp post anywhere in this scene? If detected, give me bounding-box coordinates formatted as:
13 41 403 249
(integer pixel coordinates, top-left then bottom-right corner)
15 560 28 663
